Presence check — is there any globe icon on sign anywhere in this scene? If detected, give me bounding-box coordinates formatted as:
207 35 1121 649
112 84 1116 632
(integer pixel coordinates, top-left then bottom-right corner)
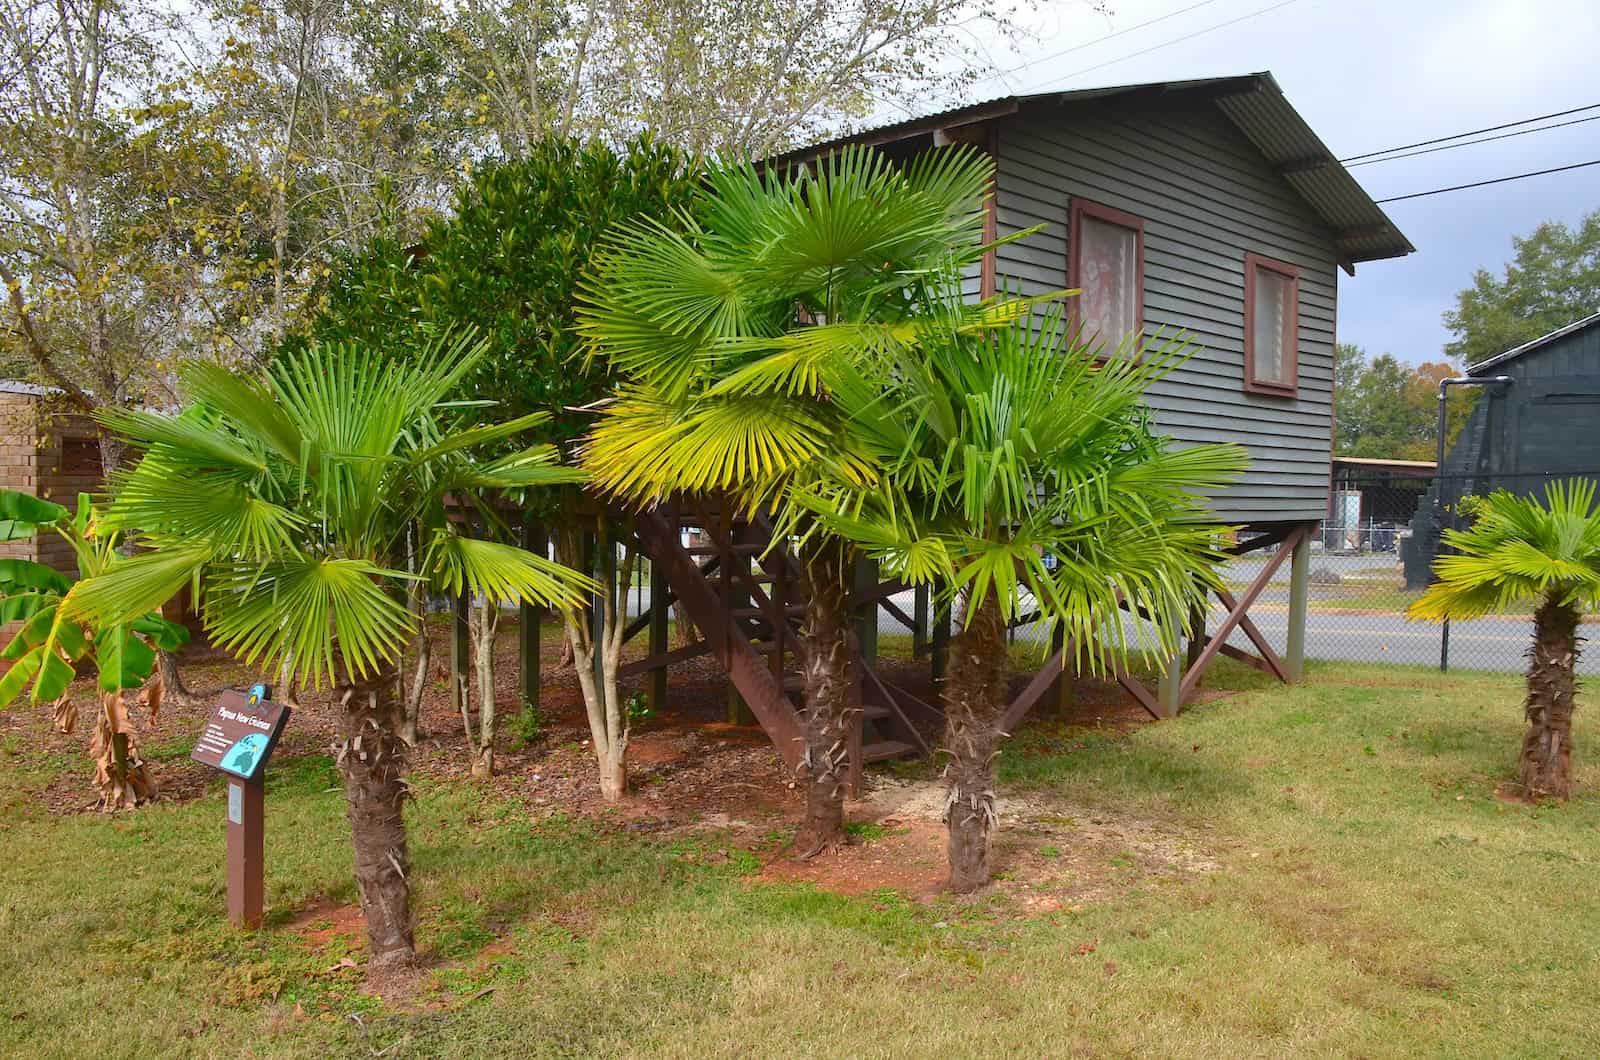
221 733 270 778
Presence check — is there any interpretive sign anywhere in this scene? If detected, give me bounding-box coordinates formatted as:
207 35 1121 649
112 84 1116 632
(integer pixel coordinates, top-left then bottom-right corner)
193 684 288 929
192 687 290 781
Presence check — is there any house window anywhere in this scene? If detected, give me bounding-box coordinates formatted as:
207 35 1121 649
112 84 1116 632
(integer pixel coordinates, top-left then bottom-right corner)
1244 253 1300 396
1069 199 1144 353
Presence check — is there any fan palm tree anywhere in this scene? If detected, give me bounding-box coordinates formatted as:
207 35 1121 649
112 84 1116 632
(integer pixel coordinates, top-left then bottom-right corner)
64 333 590 969
797 297 1245 891
1409 481 1600 800
578 145 1028 851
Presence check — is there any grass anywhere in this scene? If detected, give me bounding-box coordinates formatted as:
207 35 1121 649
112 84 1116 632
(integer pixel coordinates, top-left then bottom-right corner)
5 662 1600 1056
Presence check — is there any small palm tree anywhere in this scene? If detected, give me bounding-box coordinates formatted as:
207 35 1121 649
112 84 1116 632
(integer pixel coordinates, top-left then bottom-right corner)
798 298 1245 891
65 333 590 969
579 145 1009 852
1409 481 1600 800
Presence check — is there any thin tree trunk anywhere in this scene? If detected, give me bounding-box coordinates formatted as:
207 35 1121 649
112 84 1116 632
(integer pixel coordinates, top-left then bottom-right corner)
1521 593 1581 799
795 535 853 856
157 650 197 706
943 587 1006 893
334 665 414 970
557 518 634 802
468 597 500 778
398 524 428 745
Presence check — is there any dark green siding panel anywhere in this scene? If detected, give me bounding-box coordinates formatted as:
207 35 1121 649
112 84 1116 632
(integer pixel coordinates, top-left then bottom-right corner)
993 102 1339 523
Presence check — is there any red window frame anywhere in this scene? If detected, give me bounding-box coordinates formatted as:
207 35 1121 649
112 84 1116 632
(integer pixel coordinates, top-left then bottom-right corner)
1067 198 1145 352
1243 252 1301 397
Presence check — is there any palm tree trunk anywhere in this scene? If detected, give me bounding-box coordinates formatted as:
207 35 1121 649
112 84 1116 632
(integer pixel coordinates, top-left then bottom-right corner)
796 535 852 855
1522 593 1581 799
943 588 1007 893
335 664 414 970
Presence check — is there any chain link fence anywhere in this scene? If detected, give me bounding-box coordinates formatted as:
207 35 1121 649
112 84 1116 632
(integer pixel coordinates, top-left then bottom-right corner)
876 468 1600 679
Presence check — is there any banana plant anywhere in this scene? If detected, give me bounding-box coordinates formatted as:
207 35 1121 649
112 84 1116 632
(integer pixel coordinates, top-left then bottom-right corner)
0 489 189 809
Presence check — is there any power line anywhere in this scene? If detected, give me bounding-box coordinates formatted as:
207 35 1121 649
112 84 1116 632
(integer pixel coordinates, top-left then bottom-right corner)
1374 158 1600 204
1345 113 1600 167
995 0 1231 78
1338 102 1600 163
1032 0 1309 90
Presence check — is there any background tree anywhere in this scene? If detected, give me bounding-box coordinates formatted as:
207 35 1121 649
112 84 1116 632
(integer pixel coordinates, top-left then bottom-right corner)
296 138 702 794
0 490 188 809
437 0 1026 157
1409 481 1600 801
1334 344 1475 460
66 335 589 970
799 300 1244 890
1444 208 1600 367
579 146 1000 847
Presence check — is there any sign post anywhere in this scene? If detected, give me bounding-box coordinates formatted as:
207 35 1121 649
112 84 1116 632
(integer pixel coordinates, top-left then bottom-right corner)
192 683 290 930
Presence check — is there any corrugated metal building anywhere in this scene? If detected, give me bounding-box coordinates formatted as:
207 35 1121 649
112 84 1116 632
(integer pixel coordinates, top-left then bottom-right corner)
1405 312 1600 588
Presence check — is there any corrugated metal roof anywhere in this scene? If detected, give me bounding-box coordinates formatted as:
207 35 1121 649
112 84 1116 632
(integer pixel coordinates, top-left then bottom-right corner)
773 71 1414 266
1468 310 1600 374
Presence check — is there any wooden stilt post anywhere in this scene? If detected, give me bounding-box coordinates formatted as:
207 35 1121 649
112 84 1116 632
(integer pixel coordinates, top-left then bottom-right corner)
1051 622 1071 716
853 556 879 668
1185 596 1206 672
647 547 669 714
931 591 950 688
1286 523 1311 681
912 584 929 656
451 591 470 716
520 521 543 712
1157 649 1182 718
724 505 752 725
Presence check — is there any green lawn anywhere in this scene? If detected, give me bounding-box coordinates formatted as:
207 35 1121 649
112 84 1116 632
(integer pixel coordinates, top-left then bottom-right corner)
3 662 1598 1057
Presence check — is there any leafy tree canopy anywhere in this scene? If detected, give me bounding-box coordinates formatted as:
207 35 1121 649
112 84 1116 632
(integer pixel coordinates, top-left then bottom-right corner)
299 136 702 455
1335 344 1474 461
1444 208 1600 367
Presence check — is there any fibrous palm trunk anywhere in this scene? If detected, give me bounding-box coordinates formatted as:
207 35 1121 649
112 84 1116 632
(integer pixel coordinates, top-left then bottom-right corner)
943 588 1006 893
795 535 853 856
334 665 414 970
1522 593 1581 799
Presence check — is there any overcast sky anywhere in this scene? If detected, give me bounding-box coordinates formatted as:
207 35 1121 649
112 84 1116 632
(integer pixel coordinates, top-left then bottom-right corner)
924 0 1600 364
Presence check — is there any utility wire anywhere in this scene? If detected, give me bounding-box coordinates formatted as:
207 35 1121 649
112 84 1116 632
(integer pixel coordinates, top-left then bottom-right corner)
1339 102 1600 162
1032 0 1308 89
995 0 1230 77
1345 113 1600 167
1374 158 1600 203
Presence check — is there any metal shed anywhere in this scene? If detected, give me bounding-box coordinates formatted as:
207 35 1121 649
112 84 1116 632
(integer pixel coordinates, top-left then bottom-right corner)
1405 311 1600 588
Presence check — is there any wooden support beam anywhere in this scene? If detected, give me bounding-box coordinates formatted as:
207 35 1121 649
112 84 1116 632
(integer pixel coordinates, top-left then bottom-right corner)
620 639 710 678
879 678 944 722
1286 525 1310 681
931 594 950 687
632 509 804 770
912 585 929 657
647 547 669 711
1214 587 1289 682
853 557 879 668
450 591 470 716
860 664 932 757
519 522 544 711
1000 646 1065 735
1178 526 1304 704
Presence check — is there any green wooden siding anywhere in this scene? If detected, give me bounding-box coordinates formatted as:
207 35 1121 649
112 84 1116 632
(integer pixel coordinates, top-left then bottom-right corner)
991 100 1341 523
